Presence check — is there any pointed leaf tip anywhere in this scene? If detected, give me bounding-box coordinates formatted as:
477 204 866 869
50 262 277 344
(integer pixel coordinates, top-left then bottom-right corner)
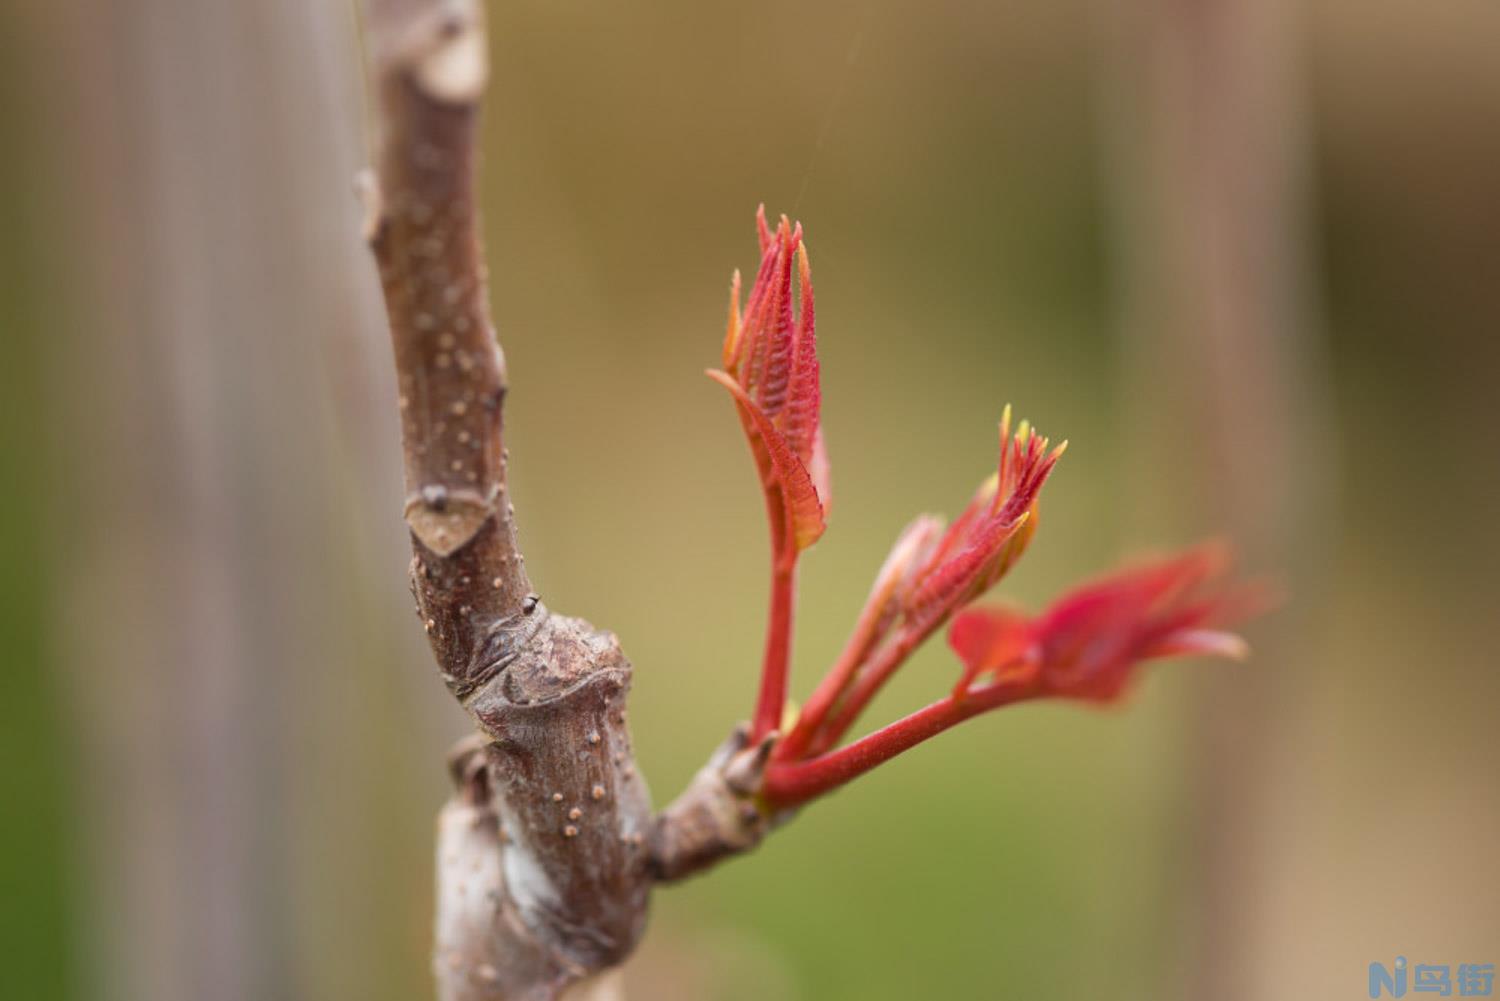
723 270 744 372
1154 628 1250 662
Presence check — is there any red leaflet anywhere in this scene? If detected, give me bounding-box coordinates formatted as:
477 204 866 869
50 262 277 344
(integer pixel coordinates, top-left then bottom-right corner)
712 207 827 742
776 415 1063 762
706 208 1268 809
705 372 825 555
948 543 1264 703
762 544 1265 808
710 206 827 562
903 408 1065 634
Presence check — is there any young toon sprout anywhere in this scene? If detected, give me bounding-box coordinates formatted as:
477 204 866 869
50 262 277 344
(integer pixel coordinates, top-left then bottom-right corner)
709 208 1264 811
707 207 829 744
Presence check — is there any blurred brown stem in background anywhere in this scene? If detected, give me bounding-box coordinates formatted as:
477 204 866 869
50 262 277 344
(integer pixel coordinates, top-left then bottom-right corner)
39 2 400 999
1095 0 1334 997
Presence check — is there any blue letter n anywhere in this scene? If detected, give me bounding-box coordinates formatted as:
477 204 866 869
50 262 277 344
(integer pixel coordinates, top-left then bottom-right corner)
1371 958 1409 998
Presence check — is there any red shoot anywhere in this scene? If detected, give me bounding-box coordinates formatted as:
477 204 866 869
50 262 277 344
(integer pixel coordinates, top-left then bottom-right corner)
762 545 1264 807
709 207 827 742
705 207 1268 810
775 411 1064 762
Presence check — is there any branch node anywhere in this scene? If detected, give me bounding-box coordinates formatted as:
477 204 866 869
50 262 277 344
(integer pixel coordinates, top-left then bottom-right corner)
649 725 788 883
404 483 498 556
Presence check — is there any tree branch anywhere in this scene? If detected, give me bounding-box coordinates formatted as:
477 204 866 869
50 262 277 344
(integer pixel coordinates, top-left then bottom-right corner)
647 726 781 883
361 3 657 997
362 0 531 699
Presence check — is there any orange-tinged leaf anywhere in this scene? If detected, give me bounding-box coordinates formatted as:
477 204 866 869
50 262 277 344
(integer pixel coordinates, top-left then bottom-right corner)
707 370 826 555
722 269 743 373
714 209 829 558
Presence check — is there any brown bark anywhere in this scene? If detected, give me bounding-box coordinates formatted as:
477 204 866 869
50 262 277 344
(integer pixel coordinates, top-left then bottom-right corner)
359 3 768 997
362 2 652 996
647 726 781 884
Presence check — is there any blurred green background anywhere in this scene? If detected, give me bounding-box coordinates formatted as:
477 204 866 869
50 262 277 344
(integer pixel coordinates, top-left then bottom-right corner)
2 1 1497 999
